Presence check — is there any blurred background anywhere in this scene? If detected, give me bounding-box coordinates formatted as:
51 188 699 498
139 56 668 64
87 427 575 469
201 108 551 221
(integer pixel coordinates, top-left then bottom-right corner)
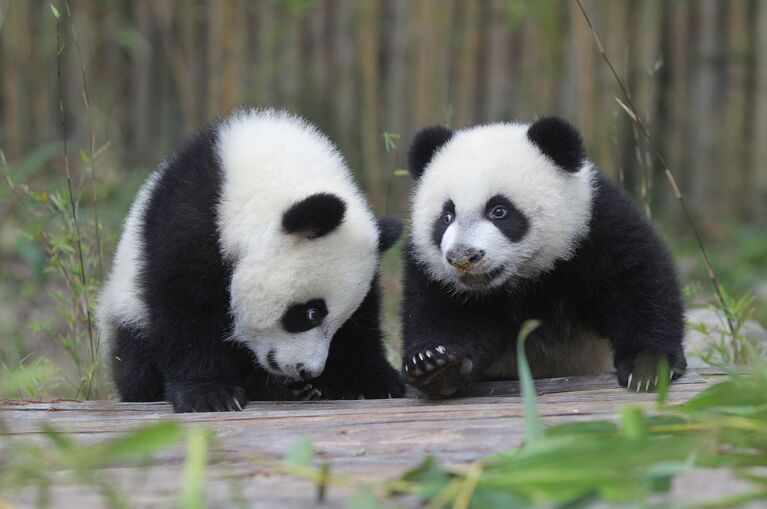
1 0 766 397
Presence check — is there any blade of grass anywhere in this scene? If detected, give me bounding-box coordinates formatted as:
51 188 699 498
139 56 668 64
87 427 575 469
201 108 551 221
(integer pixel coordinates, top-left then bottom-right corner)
516 320 543 444
181 429 209 509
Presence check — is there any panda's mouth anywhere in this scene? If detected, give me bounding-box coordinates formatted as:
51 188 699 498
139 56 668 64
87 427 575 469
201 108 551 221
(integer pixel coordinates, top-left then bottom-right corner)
457 265 506 288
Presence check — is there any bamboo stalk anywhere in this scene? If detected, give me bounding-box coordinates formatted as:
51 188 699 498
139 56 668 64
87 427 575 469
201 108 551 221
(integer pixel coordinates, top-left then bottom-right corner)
574 0 737 339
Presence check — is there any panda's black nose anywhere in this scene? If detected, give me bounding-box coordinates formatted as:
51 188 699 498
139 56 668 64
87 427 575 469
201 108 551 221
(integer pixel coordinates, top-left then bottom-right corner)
297 364 312 381
446 247 485 267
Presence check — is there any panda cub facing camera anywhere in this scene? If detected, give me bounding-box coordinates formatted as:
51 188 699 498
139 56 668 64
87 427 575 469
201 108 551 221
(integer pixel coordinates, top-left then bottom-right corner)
98 109 404 412
402 117 687 397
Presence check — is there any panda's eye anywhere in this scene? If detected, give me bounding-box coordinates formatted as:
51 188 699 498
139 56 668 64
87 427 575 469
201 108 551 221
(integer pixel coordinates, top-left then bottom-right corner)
442 211 455 225
489 205 508 220
306 307 321 324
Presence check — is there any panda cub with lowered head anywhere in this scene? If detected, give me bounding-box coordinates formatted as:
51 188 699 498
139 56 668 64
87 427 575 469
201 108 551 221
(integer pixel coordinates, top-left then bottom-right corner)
402 117 686 397
98 109 404 412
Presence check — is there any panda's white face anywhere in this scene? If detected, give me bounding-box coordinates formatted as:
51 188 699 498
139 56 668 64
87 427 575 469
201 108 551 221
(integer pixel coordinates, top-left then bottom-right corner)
411 122 595 293
215 110 382 380
227 224 379 380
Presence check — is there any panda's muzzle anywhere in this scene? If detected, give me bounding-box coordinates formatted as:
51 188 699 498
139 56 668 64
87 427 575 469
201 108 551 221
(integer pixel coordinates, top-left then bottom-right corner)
446 246 485 271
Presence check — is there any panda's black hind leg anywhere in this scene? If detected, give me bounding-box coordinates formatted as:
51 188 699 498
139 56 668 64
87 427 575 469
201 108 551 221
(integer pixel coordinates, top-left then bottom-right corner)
111 324 164 402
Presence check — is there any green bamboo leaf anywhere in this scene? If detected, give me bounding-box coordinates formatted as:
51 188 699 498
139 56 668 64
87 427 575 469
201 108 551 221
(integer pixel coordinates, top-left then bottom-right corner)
516 319 543 444
345 489 382 509
656 359 670 406
181 428 209 509
285 436 314 467
621 406 647 439
85 421 185 467
50 3 60 18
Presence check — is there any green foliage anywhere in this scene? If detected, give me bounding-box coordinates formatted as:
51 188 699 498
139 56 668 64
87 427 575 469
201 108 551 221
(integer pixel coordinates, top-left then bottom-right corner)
2 139 107 399
0 358 61 399
688 288 766 367
516 320 543 444
0 421 186 508
181 429 211 509
284 436 315 468
379 355 767 508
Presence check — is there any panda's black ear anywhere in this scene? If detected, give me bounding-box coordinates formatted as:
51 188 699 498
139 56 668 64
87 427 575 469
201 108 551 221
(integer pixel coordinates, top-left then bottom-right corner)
282 193 346 239
527 117 586 173
377 216 403 253
408 126 454 179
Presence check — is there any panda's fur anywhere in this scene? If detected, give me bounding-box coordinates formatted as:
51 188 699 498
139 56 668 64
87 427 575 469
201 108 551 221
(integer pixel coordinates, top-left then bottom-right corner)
401 117 686 397
98 109 404 412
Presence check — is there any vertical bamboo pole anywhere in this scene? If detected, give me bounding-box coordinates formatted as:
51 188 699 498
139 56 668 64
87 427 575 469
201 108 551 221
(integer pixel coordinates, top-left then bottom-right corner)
357 0 383 208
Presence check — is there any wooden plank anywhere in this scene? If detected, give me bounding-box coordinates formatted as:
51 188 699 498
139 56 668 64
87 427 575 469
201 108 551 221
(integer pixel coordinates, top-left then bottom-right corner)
0 369 740 509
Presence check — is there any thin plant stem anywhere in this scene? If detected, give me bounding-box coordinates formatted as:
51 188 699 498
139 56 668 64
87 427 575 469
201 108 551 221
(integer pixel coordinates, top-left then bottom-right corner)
65 0 103 282
64 0 103 397
56 0 97 398
574 0 736 339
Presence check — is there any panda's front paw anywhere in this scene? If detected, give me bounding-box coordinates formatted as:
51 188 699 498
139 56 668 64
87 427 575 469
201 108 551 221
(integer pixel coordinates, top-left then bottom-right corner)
288 381 324 401
403 344 475 398
167 381 248 413
616 351 686 392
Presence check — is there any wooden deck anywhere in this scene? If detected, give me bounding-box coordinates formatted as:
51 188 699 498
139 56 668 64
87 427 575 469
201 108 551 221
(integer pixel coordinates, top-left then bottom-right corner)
0 368 745 508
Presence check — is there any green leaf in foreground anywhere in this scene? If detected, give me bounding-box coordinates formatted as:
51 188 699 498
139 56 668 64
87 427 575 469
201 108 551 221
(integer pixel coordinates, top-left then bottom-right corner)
345 488 383 509
181 428 210 509
285 436 315 467
516 319 543 444
400 457 451 499
85 421 185 468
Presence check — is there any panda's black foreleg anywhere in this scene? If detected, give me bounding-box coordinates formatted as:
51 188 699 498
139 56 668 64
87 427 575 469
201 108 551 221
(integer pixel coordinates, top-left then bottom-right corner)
598 298 687 392
151 314 249 413
400 257 506 398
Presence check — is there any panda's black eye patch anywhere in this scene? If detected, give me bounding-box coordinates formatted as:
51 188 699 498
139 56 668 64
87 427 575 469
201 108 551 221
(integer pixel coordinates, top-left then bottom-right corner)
282 299 328 333
431 199 455 248
485 195 529 242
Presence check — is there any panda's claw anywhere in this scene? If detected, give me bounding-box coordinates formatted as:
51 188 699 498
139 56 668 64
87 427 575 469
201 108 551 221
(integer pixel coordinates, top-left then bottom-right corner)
627 373 633 390
402 344 474 398
233 397 243 411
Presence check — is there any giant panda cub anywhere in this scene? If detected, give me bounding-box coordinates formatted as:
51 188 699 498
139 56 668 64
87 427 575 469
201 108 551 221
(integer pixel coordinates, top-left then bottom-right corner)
402 117 686 397
98 109 404 412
